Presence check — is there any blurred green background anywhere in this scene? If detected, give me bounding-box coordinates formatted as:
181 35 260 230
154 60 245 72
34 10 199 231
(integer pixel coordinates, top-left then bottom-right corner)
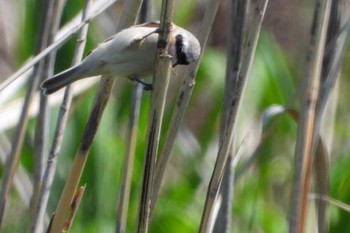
1 0 350 232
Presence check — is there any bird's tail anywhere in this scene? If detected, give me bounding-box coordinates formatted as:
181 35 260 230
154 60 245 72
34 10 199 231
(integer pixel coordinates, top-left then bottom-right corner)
41 65 86 95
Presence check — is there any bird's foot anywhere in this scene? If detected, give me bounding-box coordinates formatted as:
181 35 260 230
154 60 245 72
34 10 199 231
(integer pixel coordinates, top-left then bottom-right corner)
129 76 153 91
140 29 160 41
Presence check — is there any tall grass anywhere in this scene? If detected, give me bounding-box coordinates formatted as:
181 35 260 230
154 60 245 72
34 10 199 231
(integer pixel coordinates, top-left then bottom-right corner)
0 0 350 233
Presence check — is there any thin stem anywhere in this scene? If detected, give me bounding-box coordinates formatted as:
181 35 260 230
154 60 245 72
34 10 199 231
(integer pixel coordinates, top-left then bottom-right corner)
114 2 150 232
48 77 115 233
30 0 65 227
213 0 248 232
29 1 91 232
0 0 58 227
136 1 175 230
151 0 224 213
198 0 268 232
289 0 332 232
48 0 144 231
115 84 142 233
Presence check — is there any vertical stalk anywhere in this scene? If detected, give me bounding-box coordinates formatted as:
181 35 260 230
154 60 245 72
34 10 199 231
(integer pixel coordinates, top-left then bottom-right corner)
136 1 175 231
114 1 151 232
114 84 143 233
48 0 144 232
0 0 56 227
289 0 332 232
31 0 65 225
29 1 91 232
198 0 268 232
151 0 223 213
213 1 248 232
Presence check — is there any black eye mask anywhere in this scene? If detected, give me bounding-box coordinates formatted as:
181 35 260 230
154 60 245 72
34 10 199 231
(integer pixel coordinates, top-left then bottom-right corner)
174 34 189 67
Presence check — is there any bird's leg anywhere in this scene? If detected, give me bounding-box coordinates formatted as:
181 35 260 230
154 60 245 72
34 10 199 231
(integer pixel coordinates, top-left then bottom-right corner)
128 76 153 91
131 29 160 48
140 29 161 41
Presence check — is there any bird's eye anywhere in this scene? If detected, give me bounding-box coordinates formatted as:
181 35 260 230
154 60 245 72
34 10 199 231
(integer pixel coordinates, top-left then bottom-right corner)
175 34 189 65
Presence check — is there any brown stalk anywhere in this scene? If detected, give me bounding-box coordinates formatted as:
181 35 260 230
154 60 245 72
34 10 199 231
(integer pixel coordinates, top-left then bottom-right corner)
151 0 224 213
288 0 332 232
198 0 269 232
0 0 59 227
31 0 65 227
136 0 174 232
62 185 86 232
48 0 144 231
114 2 151 232
212 0 248 232
114 84 142 233
29 1 91 232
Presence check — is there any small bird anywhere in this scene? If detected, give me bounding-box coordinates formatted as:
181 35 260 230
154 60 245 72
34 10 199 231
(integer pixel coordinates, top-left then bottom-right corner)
41 21 201 95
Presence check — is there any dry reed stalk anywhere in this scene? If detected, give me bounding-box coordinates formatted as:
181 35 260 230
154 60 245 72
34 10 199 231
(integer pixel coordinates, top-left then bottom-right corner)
198 0 268 232
114 1 151 232
30 0 65 227
0 0 62 227
136 0 175 231
212 0 248 232
48 0 144 231
151 0 224 214
29 1 92 232
288 0 331 232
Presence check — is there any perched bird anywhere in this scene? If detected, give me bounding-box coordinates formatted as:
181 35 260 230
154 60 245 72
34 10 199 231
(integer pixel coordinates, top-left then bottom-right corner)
41 21 201 95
